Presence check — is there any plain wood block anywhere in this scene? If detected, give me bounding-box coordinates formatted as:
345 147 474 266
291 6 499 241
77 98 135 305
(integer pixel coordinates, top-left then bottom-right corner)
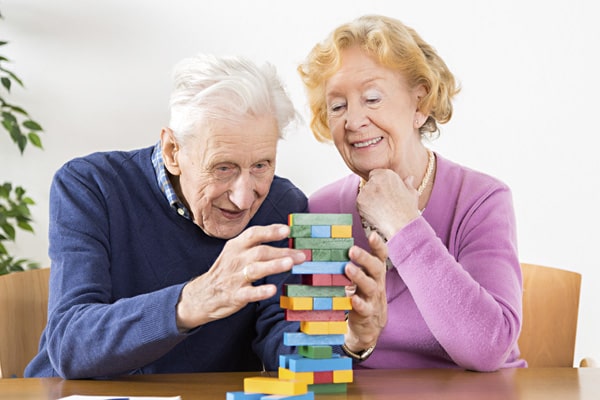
278 367 314 384
283 332 345 346
285 284 346 298
312 297 333 310
333 369 354 383
293 238 353 250
332 297 352 310
311 225 331 238
282 354 353 372
298 345 333 359
280 296 313 310
307 383 347 394
285 310 346 322
289 213 352 226
300 321 347 335
331 225 352 238
301 274 331 286
227 391 264 400
292 262 347 275
244 377 307 396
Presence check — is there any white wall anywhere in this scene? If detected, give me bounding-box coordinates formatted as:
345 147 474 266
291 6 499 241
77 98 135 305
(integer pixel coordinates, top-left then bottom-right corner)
1 0 598 366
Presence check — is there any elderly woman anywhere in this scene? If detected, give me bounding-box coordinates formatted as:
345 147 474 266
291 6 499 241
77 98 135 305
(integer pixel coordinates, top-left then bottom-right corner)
298 15 525 371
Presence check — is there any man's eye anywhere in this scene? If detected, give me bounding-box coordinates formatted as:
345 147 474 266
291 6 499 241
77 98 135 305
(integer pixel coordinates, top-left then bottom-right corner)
252 162 271 174
213 165 236 179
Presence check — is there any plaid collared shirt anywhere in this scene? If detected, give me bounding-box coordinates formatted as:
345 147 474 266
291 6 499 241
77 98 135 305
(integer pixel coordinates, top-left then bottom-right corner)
151 141 191 220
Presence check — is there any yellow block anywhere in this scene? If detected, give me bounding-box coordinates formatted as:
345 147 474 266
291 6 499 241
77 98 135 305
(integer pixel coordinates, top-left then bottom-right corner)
244 377 307 396
332 296 352 310
300 321 348 334
278 367 314 384
280 296 313 310
331 225 352 238
333 369 354 383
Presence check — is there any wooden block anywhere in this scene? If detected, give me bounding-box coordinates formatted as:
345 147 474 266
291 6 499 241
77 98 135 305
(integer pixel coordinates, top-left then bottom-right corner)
292 262 347 275
283 332 345 346
285 310 346 322
281 354 352 372
331 274 352 286
328 249 350 261
333 369 353 383
311 249 332 262
289 213 352 226
286 285 346 298
290 225 312 238
332 297 352 310
312 297 333 310
278 367 313 384
308 383 347 394
313 371 334 384
299 249 312 261
293 238 353 250
300 321 347 335
311 225 331 238
261 392 315 400
331 225 352 238
298 345 333 359
301 274 331 286
226 391 264 400
280 296 313 310
244 377 307 396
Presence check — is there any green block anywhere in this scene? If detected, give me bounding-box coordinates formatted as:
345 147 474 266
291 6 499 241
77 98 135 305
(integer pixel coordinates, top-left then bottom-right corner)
290 225 312 238
294 238 354 250
286 284 347 298
298 345 333 359
308 383 348 394
290 213 352 226
312 249 350 261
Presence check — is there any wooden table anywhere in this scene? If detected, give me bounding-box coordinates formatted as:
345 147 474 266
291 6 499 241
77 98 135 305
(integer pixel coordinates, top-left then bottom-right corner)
1 368 598 400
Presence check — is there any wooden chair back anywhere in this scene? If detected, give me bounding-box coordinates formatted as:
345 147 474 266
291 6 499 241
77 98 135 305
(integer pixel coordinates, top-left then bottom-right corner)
0 268 50 378
518 263 581 367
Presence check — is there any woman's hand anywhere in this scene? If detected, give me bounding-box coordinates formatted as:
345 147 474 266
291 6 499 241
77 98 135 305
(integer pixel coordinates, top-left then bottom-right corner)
344 231 388 352
176 224 306 330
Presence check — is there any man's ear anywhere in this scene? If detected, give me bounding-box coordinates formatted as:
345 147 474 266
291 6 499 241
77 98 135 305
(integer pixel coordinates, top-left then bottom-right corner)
160 128 181 176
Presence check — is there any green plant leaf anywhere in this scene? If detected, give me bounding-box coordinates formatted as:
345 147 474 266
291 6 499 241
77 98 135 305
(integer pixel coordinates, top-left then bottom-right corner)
1 76 11 91
17 220 33 232
1 222 15 240
23 119 42 131
28 131 43 148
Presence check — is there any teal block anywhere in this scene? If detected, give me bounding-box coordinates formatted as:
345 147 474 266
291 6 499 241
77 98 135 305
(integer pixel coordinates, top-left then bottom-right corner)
313 297 333 310
280 354 352 372
227 392 264 400
290 225 312 238
290 213 352 226
292 262 347 275
283 333 345 346
293 238 353 250
311 225 331 238
261 392 315 400
286 284 346 298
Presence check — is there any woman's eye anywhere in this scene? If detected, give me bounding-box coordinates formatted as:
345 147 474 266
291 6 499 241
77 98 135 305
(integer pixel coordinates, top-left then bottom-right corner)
328 102 346 116
365 96 381 105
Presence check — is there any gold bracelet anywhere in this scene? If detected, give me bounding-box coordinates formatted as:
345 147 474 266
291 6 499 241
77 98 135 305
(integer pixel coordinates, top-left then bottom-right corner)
341 342 376 361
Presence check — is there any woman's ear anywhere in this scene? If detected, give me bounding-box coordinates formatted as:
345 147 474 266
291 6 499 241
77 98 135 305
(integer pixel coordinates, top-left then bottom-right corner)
160 128 181 176
414 85 429 129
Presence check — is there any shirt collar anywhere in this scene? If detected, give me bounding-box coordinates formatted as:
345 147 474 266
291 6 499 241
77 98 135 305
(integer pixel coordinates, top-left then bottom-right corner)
151 141 191 219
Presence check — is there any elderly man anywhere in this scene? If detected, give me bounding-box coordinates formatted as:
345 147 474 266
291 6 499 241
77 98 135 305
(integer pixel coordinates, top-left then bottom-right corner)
25 54 308 379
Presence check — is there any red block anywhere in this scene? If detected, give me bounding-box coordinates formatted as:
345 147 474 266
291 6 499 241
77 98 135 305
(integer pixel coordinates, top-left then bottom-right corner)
285 309 346 321
313 371 334 384
302 274 332 286
331 274 352 286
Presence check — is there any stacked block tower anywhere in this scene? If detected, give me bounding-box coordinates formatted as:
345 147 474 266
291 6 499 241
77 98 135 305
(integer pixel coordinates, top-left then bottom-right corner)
226 213 354 400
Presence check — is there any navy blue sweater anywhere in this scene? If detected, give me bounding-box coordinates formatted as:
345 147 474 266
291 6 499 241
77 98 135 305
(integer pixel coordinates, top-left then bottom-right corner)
25 146 307 378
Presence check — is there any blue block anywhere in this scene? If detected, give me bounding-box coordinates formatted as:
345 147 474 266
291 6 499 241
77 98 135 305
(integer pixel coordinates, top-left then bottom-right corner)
313 297 333 310
261 392 315 400
311 225 331 238
280 354 352 372
292 262 347 275
283 332 345 346
227 391 264 400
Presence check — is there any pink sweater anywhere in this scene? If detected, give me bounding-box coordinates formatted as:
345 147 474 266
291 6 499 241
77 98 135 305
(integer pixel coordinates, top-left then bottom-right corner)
309 153 526 371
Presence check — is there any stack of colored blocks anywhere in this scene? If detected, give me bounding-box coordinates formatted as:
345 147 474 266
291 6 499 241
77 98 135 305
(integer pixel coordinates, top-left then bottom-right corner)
226 214 354 400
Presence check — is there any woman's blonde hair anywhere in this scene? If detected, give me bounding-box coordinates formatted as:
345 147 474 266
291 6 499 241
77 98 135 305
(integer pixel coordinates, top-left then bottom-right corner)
298 15 460 142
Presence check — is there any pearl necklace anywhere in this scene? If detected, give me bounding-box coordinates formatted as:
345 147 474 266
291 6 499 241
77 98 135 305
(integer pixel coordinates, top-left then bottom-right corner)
358 149 436 271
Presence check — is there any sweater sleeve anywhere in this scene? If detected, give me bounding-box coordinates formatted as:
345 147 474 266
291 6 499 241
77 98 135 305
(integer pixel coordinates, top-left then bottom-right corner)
43 161 188 379
387 183 522 372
